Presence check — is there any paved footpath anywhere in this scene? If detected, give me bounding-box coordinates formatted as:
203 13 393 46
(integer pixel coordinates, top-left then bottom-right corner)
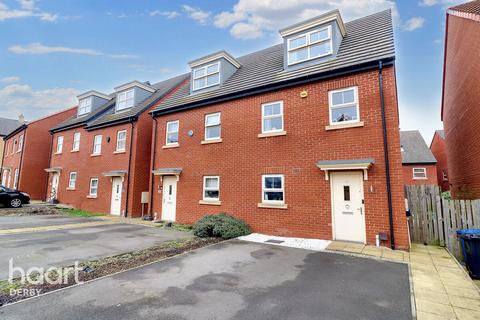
327 242 480 320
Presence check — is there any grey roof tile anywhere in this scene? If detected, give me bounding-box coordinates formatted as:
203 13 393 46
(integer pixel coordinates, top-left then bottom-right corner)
401 130 437 164
0 118 22 136
152 9 395 114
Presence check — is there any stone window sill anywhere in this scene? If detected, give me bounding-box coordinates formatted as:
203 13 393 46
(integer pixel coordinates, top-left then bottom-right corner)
325 121 364 131
162 143 179 149
257 203 288 209
54 152 63 155
90 153 101 157
113 150 126 154
258 131 287 138
199 200 221 206
70 150 79 153
201 138 222 145
86 195 97 199
66 187 75 191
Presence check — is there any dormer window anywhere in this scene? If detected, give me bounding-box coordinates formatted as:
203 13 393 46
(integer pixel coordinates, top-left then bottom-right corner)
193 62 220 91
287 26 332 65
78 98 92 116
116 89 135 111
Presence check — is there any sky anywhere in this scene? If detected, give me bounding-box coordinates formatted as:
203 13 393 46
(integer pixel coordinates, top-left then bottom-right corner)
0 0 469 142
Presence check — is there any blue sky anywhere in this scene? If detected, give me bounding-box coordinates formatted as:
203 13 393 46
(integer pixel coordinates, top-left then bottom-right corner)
0 0 468 142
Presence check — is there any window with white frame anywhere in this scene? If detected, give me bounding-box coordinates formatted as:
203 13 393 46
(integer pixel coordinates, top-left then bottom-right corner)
262 175 284 204
204 113 221 140
443 170 448 181
13 169 19 189
193 62 220 91
166 120 179 145
287 26 332 65
93 135 102 155
116 89 135 111
12 139 17 154
78 97 92 116
262 101 284 133
116 130 127 152
89 178 98 196
18 135 23 152
72 132 81 151
329 87 359 125
203 176 220 201
413 168 427 179
56 136 64 153
69 172 77 189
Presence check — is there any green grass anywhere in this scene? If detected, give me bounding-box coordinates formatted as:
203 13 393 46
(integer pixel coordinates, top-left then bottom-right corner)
155 223 193 232
60 208 106 218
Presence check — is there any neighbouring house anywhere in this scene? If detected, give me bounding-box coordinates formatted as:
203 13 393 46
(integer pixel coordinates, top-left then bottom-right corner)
0 116 22 171
149 9 409 249
400 131 438 186
430 130 449 191
1 108 76 200
47 76 186 217
442 1 480 199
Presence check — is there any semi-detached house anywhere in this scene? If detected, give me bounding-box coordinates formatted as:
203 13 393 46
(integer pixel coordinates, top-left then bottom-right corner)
148 9 409 249
47 75 187 217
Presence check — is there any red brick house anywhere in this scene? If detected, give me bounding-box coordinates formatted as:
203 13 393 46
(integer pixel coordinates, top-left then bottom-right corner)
442 1 480 199
47 76 186 217
1 108 76 200
430 130 449 191
148 10 409 249
400 131 438 186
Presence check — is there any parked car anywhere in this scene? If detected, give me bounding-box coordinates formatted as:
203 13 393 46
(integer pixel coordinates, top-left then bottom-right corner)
0 185 30 208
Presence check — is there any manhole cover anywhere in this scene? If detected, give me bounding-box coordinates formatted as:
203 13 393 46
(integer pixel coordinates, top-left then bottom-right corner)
265 239 284 244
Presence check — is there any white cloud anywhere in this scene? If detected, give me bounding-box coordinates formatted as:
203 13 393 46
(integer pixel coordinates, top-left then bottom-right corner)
0 83 79 119
419 0 470 7
182 4 210 24
149 10 180 19
8 43 140 59
0 76 20 83
213 0 397 40
0 0 57 22
403 17 425 31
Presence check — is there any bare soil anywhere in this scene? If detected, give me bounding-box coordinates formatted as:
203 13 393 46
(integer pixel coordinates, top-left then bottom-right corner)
0 205 63 217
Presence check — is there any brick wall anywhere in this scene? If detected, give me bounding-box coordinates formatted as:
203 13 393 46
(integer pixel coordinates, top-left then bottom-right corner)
430 133 449 191
443 14 480 199
402 164 438 186
150 66 409 249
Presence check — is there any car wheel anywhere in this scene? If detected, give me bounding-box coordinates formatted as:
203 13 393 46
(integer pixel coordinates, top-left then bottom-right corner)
10 198 22 208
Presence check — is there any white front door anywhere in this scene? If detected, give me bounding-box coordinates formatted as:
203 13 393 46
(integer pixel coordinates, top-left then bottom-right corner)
331 171 366 243
110 177 123 216
162 176 177 222
51 173 59 199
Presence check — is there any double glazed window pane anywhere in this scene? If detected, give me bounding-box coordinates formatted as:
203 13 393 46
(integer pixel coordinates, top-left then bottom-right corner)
167 121 179 144
263 176 284 202
332 89 355 105
90 180 98 195
289 35 307 49
310 42 331 58
310 29 329 43
330 88 358 124
204 177 219 200
205 113 220 140
331 106 358 123
207 74 220 86
117 90 134 110
288 47 308 64
193 62 220 90
263 102 283 132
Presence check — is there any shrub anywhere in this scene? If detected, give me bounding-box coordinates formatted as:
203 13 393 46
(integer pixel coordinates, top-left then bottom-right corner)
193 213 251 239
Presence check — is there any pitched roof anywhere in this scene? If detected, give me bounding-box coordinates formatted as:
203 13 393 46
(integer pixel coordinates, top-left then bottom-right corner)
152 9 395 115
449 1 480 15
0 117 22 137
400 130 437 164
85 74 188 130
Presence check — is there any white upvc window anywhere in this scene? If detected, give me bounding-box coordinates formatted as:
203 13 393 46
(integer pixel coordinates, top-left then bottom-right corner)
89 178 98 196
203 176 220 201
262 101 284 133
193 61 220 91
287 26 332 65
116 89 135 111
93 135 102 155
116 130 127 152
69 172 77 189
166 120 179 145
78 97 92 116
413 168 427 180
13 169 19 189
56 136 64 153
204 113 221 140
1 169 8 186
328 86 360 125
262 174 284 204
72 132 81 151
17 135 23 153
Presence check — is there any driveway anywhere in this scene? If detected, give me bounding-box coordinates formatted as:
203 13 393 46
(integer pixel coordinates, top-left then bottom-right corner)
0 240 412 320
0 215 102 230
0 222 192 280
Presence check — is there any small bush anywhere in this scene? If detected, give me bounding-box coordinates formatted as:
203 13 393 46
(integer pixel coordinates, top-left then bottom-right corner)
193 213 251 239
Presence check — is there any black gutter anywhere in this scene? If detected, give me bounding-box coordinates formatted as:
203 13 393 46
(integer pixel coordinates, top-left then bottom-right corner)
17 129 26 191
151 58 395 117
124 120 135 218
149 117 158 217
44 132 54 201
378 60 395 250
